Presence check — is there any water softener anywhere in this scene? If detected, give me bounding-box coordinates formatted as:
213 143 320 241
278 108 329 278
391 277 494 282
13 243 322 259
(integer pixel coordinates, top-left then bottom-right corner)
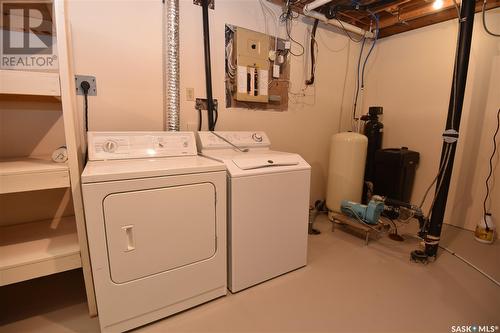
362 106 384 182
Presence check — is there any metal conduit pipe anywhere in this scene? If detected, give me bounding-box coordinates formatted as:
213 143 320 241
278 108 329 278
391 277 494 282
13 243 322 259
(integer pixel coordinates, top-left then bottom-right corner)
303 0 374 38
164 0 180 131
202 0 216 131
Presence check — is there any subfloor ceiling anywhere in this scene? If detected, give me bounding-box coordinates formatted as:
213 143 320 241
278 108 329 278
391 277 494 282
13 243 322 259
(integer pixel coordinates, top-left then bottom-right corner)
270 0 500 37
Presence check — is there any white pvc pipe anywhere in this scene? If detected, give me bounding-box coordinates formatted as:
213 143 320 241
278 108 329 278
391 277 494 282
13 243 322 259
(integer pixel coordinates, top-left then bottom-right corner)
303 0 374 38
304 0 333 11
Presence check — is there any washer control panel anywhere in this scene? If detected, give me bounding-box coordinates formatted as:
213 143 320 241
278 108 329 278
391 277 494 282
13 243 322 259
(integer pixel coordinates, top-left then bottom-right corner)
88 132 197 160
197 131 271 150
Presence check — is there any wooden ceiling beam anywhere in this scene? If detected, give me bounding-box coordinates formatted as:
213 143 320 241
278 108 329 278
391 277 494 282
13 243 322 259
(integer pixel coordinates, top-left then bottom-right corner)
337 11 372 27
378 0 458 29
266 0 500 38
379 0 500 37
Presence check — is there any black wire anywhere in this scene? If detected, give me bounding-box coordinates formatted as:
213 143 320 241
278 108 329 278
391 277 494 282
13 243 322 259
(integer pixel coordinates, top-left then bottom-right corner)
280 1 304 57
361 11 379 89
482 0 500 37
386 217 399 236
483 108 500 230
334 18 365 43
306 19 319 85
213 106 218 128
197 108 202 131
353 37 366 120
285 18 304 57
83 92 89 132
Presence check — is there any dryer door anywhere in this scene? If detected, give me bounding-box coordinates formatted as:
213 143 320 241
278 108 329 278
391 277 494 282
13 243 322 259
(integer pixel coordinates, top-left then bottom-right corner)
103 183 216 283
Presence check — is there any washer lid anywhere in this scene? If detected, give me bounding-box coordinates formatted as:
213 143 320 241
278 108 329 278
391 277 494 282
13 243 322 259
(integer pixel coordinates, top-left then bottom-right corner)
197 131 271 150
232 154 300 170
201 150 310 177
81 156 225 183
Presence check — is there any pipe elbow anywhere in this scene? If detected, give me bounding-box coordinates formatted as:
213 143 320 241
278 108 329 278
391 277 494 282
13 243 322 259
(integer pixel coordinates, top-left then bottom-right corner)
303 4 312 15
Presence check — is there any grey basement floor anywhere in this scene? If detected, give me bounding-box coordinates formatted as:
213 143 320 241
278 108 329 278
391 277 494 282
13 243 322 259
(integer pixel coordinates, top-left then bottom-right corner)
1 216 499 333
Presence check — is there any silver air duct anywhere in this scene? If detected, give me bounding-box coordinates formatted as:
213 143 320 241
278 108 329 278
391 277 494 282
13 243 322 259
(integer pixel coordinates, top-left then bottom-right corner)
164 0 180 131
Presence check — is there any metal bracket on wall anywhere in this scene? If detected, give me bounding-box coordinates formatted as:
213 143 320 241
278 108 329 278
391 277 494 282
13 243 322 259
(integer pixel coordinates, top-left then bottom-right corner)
75 75 97 96
195 98 218 111
193 0 214 9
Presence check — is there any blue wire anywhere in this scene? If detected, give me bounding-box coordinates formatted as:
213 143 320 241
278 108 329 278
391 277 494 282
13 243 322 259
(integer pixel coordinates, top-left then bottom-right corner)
361 10 379 89
353 37 366 120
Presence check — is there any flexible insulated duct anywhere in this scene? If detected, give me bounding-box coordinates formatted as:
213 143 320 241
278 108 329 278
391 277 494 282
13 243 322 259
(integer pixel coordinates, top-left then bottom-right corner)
164 0 180 131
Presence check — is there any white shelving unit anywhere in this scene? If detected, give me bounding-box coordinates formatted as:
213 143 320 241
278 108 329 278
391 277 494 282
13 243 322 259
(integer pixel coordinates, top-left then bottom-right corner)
0 0 97 316
0 70 61 96
0 157 70 194
0 216 81 286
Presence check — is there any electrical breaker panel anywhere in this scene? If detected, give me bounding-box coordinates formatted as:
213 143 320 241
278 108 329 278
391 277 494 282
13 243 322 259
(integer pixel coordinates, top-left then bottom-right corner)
234 27 269 103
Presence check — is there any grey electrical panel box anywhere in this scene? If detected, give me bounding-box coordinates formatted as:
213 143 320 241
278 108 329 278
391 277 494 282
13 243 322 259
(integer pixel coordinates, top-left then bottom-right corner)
234 27 269 103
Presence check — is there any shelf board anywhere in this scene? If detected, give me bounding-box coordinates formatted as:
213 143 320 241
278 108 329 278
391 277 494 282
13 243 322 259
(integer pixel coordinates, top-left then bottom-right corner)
0 156 70 194
0 216 81 286
0 70 61 96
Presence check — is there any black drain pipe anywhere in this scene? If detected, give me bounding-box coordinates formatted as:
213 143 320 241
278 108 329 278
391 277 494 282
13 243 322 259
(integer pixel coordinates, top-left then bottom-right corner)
202 0 216 131
418 0 476 260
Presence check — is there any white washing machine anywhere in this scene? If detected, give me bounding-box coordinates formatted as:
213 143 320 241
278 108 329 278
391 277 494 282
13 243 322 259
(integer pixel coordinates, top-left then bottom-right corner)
197 131 311 292
81 132 227 333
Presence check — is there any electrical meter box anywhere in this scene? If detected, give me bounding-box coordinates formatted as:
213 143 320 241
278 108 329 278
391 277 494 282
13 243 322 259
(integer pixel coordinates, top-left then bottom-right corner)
234 27 269 103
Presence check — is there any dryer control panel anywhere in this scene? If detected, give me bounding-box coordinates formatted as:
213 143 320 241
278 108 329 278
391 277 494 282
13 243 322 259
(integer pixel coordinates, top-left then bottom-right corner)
88 132 197 160
197 131 271 150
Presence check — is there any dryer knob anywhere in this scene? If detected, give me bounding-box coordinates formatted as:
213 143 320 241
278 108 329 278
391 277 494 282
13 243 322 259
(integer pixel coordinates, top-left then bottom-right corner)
103 140 118 153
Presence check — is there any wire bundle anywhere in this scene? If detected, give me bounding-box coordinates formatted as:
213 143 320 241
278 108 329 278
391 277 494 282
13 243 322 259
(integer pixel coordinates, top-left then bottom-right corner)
352 11 379 123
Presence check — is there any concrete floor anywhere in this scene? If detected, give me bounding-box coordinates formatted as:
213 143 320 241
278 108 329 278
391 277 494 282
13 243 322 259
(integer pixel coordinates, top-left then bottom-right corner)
1 216 499 333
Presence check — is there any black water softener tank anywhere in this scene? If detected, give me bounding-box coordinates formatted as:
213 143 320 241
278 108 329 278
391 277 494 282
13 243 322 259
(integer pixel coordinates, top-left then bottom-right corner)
373 147 420 203
363 106 384 182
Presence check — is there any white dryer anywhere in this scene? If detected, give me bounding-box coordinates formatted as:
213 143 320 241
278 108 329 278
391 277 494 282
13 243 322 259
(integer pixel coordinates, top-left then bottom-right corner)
81 132 227 333
197 131 311 293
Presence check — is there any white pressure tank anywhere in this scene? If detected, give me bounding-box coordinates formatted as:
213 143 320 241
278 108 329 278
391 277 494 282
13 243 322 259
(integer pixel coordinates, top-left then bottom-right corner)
326 132 368 214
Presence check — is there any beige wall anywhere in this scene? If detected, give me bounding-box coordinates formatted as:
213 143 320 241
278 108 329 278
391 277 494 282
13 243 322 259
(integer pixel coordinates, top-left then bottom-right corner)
67 0 361 203
0 96 65 158
362 9 500 231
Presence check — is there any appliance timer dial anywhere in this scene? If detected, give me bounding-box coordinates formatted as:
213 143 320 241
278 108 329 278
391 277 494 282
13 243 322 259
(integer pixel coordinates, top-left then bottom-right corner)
103 140 118 153
251 133 263 142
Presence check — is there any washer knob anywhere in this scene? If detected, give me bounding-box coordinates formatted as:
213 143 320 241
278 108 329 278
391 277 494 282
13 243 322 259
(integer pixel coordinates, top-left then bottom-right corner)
251 133 263 142
103 140 118 153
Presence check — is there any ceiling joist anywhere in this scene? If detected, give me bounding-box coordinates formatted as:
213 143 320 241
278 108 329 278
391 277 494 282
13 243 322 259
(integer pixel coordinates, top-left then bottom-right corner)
269 0 500 38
